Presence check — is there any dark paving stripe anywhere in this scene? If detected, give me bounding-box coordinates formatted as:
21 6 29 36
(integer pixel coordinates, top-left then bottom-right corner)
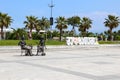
17 61 99 80
17 61 120 80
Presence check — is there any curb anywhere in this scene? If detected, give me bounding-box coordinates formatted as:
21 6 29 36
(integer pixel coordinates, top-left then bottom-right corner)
0 44 120 50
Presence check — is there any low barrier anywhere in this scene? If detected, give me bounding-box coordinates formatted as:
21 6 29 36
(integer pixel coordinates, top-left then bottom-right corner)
66 37 99 45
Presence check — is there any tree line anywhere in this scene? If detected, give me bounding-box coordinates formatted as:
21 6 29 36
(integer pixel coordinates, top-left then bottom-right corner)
0 12 120 41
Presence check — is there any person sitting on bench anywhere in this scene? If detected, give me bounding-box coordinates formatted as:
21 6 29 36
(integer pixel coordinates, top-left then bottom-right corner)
18 38 32 56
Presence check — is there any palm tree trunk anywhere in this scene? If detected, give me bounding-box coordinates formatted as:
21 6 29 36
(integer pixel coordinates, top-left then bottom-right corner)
83 29 86 37
72 26 75 36
45 29 47 40
1 27 4 40
16 33 19 40
59 29 62 41
110 29 112 41
29 29 32 40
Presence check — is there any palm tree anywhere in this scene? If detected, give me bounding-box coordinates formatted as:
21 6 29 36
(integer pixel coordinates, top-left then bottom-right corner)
67 16 80 36
104 15 120 41
35 17 50 40
55 16 68 41
78 17 92 37
11 28 27 40
40 17 50 30
0 12 12 39
39 17 50 40
24 16 38 40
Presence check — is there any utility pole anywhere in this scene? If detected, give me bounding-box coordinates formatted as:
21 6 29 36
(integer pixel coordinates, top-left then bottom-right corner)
48 0 54 39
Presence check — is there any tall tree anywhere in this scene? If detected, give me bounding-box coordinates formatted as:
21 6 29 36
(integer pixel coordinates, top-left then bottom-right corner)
55 16 67 41
67 16 80 36
104 15 120 41
0 12 12 39
37 17 50 40
11 28 27 40
40 17 50 31
78 17 92 37
24 16 38 40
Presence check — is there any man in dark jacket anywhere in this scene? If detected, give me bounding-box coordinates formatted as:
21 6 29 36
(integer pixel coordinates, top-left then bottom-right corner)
36 37 46 56
18 38 32 56
39 37 45 46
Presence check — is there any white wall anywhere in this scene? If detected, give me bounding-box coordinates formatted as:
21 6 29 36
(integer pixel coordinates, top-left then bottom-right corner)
66 37 99 45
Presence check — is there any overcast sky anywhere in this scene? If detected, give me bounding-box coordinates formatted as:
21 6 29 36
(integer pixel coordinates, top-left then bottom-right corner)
0 0 120 33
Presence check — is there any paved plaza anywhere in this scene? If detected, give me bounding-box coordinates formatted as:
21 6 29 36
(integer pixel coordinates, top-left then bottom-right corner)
0 45 120 80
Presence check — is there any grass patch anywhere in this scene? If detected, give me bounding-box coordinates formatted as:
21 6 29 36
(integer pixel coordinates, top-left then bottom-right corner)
0 40 120 46
46 40 65 45
0 40 66 46
98 41 120 44
0 40 19 46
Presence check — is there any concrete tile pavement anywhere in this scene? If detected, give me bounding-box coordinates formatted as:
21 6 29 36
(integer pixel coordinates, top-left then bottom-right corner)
0 45 120 80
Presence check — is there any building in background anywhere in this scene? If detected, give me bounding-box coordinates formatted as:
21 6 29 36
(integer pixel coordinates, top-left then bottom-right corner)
0 28 13 40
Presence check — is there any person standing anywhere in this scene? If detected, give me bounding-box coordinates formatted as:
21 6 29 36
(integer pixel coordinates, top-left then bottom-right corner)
36 37 46 56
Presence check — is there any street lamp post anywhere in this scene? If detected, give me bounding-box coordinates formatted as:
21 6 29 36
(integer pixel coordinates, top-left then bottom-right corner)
49 0 54 39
